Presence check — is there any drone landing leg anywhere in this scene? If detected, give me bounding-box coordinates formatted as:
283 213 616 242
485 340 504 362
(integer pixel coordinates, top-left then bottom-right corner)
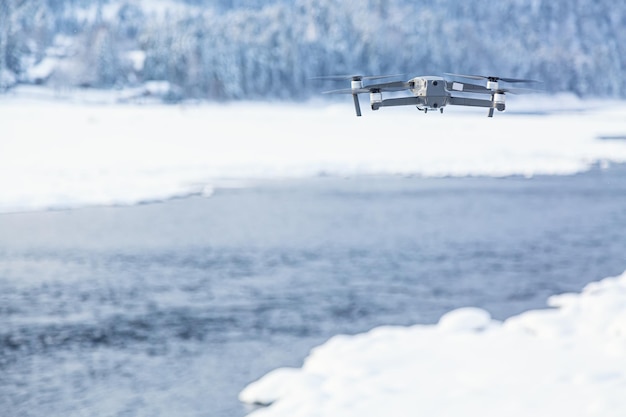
352 94 362 117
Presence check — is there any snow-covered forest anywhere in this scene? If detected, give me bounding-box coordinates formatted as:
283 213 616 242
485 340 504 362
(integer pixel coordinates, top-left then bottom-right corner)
1 0 624 100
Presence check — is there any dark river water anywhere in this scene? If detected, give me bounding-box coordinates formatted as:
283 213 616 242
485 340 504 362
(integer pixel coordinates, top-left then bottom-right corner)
1 167 626 417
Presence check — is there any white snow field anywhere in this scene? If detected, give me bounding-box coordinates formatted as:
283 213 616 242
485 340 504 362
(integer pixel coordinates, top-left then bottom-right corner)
240 271 626 417
2 89 626 213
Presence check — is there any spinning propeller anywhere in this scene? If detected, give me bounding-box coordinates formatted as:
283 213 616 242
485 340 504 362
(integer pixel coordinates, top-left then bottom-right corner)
444 73 541 117
444 73 540 84
315 74 405 116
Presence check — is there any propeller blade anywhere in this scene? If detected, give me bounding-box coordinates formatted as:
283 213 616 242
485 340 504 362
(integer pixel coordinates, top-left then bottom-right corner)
312 75 361 81
312 73 404 82
445 73 540 84
364 80 411 92
500 86 543 94
447 83 541 96
444 72 485 81
323 80 410 95
497 77 542 84
323 87 370 94
361 73 405 81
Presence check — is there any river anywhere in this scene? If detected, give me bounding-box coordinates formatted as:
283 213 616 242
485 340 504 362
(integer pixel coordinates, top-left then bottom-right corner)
1 167 626 417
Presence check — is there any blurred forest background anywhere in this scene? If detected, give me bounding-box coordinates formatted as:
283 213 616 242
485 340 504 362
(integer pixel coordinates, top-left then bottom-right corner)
1 0 624 101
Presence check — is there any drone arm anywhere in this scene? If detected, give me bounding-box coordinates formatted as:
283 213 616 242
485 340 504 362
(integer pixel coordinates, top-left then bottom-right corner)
448 97 493 108
371 96 423 110
446 81 492 94
450 97 500 117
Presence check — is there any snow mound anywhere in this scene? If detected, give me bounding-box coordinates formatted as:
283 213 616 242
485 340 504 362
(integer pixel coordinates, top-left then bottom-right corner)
240 271 626 417
437 307 493 332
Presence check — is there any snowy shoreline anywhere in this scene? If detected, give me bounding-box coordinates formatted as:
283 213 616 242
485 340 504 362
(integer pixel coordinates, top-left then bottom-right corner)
2 89 626 214
239 271 626 417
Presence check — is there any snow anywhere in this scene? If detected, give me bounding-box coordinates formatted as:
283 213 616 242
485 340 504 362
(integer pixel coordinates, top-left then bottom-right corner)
1 89 626 215
134 0 198 17
240 271 626 417
3 88 626 416
0 69 17 89
25 57 58 83
126 50 147 72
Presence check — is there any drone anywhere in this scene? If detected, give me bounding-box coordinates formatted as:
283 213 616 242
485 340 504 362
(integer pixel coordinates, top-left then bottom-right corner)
319 73 540 117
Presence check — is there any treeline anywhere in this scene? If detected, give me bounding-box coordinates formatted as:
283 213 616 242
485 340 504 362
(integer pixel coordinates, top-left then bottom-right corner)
1 0 625 99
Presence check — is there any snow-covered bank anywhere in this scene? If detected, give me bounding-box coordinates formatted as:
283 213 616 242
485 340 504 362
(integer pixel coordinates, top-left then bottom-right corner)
240 271 626 417
2 91 626 213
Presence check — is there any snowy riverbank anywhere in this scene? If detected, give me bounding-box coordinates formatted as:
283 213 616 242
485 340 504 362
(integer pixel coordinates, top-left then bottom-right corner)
240 271 626 417
2 89 626 214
